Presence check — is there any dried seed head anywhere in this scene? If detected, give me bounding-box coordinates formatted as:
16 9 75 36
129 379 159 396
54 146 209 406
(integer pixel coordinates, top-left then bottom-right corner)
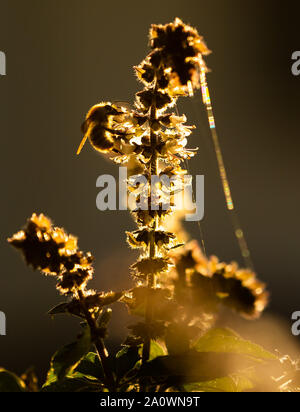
56 267 93 295
207 265 268 319
123 286 176 321
131 257 172 279
172 241 268 319
149 18 211 93
8 213 75 274
126 229 176 250
8 213 95 295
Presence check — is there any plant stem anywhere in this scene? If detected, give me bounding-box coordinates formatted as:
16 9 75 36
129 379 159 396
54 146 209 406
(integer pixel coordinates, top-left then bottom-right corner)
142 86 158 365
77 289 116 391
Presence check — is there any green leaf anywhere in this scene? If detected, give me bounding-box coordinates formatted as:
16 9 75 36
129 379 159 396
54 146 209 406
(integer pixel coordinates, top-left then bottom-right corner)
97 308 112 328
116 346 140 380
44 327 91 386
139 351 259 385
184 374 254 392
193 328 277 360
165 324 199 355
115 341 165 384
0 369 26 392
42 376 103 392
48 300 86 318
137 340 166 362
74 352 104 381
48 294 121 319
48 302 70 316
48 302 82 318
149 340 166 360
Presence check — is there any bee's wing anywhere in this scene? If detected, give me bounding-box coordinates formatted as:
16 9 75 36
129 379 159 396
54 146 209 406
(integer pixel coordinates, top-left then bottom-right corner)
76 134 88 155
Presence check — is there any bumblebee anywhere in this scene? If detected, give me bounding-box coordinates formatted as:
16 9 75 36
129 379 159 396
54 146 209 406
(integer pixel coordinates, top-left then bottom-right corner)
77 102 125 155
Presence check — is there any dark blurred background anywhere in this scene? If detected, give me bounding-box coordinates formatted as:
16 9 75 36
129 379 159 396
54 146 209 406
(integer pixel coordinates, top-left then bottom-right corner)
0 0 299 380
